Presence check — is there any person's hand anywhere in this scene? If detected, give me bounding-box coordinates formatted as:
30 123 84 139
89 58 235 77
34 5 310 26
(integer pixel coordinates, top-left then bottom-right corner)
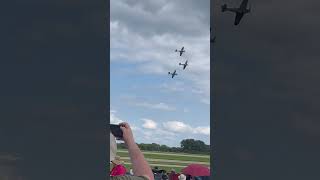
119 122 135 146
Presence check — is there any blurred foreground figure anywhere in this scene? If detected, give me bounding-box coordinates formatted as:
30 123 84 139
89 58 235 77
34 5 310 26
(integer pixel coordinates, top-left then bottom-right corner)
0 154 23 180
178 174 186 180
110 122 154 180
110 156 126 176
169 169 180 180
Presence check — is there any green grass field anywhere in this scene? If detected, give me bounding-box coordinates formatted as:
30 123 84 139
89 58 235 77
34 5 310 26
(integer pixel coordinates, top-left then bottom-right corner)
115 149 210 173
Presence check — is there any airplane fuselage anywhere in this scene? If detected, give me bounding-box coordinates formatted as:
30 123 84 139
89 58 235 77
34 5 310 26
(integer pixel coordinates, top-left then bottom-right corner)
168 71 177 78
225 8 249 14
179 61 188 70
240 8 250 14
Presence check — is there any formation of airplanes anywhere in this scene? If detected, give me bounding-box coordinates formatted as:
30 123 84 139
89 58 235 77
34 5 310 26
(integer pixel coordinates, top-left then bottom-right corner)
168 1 252 78
221 0 250 26
168 46 188 78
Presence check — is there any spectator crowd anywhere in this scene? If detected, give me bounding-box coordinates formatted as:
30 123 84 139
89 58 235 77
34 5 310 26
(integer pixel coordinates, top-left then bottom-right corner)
109 122 210 180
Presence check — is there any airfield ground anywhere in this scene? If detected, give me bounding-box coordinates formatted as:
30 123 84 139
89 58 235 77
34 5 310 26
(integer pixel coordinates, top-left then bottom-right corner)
115 149 210 173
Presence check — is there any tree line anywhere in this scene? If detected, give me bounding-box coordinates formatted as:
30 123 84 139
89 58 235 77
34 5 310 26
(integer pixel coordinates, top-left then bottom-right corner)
117 139 210 155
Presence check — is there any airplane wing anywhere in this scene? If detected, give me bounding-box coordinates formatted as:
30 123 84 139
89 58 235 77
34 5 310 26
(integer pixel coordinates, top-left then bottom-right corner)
180 51 183 56
240 0 249 9
181 47 184 51
234 13 244 25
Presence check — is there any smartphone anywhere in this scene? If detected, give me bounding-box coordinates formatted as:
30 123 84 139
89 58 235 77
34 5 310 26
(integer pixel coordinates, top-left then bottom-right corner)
110 124 123 139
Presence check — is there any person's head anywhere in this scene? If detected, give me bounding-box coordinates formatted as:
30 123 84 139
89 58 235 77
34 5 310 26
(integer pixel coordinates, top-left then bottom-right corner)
110 132 117 163
178 174 186 180
162 173 168 178
111 156 123 167
171 169 176 173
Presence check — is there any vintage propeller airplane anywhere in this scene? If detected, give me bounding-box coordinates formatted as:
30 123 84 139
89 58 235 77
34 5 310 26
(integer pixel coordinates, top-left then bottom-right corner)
221 0 251 25
179 60 188 70
168 70 178 78
175 46 185 56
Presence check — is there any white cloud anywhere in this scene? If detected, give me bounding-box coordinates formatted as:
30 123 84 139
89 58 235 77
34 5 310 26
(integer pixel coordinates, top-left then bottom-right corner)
193 126 210 136
111 0 209 37
110 0 210 105
201 98 210 105
163 121 210 135
191 88 204 95
163 121 192 133
120 95 177 111
136 127 177 146
134 102 176 111
160 82 185 92
110 110 124 124
130 125 139 131
110 116 209 146
142 118 157 129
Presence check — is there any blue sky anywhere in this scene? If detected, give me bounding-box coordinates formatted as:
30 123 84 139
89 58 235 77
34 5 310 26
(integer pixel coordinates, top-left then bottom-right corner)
110 0 210 147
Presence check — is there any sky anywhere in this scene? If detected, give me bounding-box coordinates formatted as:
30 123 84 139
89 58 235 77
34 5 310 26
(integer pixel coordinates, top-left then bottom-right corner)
110 0 211 147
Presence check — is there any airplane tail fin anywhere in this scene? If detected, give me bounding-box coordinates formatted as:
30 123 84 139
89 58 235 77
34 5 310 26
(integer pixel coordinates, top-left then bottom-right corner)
175 49 178 52
221 4 227 12
168 72 171 74
179 63 182 65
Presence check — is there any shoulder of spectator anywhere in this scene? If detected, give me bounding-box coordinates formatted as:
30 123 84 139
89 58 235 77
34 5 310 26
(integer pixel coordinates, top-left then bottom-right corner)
110 175 150 180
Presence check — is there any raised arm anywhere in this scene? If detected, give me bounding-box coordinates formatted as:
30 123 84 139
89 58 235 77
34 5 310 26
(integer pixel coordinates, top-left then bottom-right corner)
119 122 154 180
